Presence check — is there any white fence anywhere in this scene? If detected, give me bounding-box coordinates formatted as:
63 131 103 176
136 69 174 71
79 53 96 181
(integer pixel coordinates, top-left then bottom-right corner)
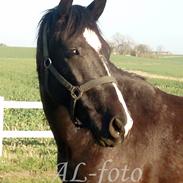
0 96 53 156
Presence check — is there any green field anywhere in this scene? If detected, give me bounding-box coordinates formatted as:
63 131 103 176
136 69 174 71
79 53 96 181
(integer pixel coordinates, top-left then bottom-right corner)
111 55 183 96
111 55 183 78
0 47 60 183
0 47 183 183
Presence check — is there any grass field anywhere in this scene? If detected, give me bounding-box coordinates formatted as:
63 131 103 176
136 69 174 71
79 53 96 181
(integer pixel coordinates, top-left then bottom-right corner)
0 47 182 183
111 55 183 96
111 55 183 78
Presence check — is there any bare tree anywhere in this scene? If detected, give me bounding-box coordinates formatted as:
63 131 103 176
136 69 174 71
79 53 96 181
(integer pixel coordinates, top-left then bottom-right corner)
0 43 7 47
110 33 135 55
134 44 152 57
109 33 156 57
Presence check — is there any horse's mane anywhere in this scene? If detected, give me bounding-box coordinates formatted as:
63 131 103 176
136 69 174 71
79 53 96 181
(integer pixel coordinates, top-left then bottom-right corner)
121 69 146 80
38 5 98 42
109 61 146 81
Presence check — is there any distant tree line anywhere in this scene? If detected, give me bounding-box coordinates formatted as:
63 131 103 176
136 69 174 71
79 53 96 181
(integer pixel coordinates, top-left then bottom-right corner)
109 33 171 57
0 43 7 47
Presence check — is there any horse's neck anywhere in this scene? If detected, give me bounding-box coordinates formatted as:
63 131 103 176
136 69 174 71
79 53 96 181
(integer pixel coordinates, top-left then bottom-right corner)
108 61 183 131
108 61 162 123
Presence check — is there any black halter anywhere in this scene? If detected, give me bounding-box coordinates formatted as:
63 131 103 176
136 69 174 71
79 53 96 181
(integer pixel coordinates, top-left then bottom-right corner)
42 24 117 127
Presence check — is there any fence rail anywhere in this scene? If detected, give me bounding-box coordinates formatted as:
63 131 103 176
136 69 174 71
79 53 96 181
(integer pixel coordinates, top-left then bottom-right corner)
0 96 53 157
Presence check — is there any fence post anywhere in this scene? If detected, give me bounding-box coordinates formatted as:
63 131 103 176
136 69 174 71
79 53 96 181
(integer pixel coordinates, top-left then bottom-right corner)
0 96 4 157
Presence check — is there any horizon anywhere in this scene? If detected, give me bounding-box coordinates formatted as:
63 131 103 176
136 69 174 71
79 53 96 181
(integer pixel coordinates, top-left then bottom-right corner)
0 0 183 54
1 45 183 57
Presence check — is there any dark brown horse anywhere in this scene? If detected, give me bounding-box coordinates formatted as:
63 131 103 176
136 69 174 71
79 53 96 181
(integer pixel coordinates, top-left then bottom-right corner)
36 0 183 182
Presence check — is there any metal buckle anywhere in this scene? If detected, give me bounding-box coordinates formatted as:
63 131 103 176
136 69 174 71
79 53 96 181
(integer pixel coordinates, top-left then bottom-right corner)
44 58 52 69
71 87 83 100
74 118 84 128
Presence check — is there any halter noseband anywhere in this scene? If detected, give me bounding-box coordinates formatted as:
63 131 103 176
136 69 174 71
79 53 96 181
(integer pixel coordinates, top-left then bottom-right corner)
42 24 117 127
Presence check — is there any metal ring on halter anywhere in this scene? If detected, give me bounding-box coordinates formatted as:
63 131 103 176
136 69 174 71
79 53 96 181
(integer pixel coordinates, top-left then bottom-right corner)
71 87 83 100
44 58 52 69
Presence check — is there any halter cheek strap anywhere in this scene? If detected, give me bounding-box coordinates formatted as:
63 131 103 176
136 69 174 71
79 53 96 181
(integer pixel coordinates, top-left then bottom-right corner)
42 24 117 127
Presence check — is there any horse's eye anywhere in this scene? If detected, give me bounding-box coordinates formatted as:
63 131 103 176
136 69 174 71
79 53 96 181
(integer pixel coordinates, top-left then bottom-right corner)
71 48 79 55
66 48 80 58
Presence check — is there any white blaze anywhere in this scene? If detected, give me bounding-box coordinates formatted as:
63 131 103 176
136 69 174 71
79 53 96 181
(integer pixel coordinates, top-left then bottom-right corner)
101 59 133 137
83 28 102 53
83 28 133 137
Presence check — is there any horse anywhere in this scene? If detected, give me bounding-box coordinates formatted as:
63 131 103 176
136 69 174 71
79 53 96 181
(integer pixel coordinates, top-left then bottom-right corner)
36 0 183 182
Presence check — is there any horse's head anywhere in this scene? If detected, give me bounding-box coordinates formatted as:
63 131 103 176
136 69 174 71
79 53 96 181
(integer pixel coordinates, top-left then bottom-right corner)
37 0 133 147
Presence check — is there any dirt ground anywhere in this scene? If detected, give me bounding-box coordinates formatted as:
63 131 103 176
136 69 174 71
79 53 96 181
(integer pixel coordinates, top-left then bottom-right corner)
129 70 183 82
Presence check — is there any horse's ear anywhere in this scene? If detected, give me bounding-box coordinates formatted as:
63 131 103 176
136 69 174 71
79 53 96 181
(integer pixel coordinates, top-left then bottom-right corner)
87 0 107 21
57 0 73 15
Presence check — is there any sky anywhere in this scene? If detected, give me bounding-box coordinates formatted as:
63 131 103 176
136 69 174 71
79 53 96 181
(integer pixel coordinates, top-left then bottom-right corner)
0 0 183 54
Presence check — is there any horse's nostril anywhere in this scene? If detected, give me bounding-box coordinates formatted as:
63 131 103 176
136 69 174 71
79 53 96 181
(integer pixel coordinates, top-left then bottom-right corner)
113 118 123 131
109 117 125 139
